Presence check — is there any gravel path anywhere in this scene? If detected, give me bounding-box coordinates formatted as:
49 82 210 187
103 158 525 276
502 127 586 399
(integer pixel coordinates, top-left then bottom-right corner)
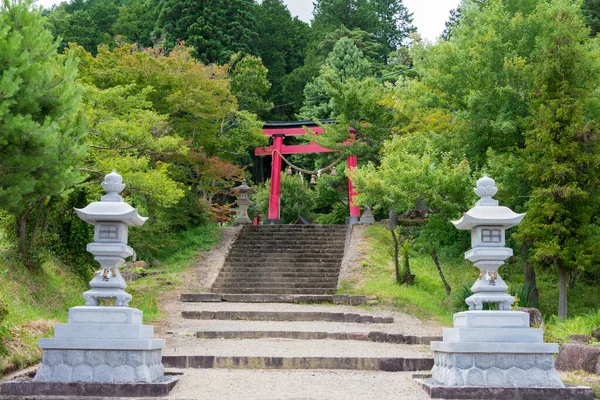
163 338 431 358
180 302 443 337
165 369 432 400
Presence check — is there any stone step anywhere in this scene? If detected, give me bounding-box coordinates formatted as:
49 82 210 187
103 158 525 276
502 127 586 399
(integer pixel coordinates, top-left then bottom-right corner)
231 244 344 250
227 249 344 255
212 282 337 289
226 255 342 262
214 288 336 295
191 330 440 344
234 239 346 245
162 355 433 371
213 278 338 285
181 311 394 323
217 269 339 281
180 293 366 305
222 262 341 268
214 275 339 281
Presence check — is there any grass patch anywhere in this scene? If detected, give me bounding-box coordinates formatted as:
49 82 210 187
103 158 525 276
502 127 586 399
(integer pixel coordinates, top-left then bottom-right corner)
338 224 475 326
127 224 223 322
545 310 600 343
561 371 600 398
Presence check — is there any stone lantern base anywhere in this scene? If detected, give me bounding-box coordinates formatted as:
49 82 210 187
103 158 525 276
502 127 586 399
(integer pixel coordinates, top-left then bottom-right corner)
430 311 563 388
33 306 165 383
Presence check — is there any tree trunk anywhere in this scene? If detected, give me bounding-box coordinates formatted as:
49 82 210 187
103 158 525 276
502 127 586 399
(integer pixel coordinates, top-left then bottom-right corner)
389 209 401 284
18 200 39 255
522 245 539 308
431 247 451 295
401 241 414 284
568 269 581 289
558 266 568 319
30 197 47 248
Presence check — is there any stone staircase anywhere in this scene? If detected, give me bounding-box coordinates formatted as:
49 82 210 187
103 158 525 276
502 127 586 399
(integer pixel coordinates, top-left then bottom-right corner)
212 225 348 295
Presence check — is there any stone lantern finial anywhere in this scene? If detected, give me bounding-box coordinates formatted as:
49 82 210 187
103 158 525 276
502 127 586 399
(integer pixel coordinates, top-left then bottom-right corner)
474 175 498 206
101 170 126 202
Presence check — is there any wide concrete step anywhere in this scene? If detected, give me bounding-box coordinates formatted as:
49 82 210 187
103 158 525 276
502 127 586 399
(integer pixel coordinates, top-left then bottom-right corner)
180 293 366 305
162 338 432 371
192 330 439 344
181 310 394 323
162 355 433 371
214 288 336 294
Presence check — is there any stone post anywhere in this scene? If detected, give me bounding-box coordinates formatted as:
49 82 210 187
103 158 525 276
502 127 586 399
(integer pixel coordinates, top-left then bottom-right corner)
430 176 564 388
33 171 166 384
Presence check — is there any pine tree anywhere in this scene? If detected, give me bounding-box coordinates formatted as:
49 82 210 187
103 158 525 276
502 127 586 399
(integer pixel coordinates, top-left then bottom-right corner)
516 0 600 319
0 0 86 254
255 0 310 118
155 0 258 64
299 37 372 119
312 0 414 62
582 0 600 36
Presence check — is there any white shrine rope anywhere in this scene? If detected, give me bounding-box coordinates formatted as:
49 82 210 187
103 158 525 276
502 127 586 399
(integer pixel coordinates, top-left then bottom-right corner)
271 149 344 176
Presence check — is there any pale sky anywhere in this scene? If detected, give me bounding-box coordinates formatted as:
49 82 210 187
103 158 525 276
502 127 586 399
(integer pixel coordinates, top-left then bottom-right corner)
36 0 461 42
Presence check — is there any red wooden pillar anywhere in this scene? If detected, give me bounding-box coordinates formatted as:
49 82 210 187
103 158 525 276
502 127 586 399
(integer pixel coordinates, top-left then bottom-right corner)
267 134 285 223
347 155 360 224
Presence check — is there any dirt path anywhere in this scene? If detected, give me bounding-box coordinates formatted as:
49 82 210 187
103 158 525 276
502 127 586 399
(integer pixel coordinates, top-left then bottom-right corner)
153 226 240 336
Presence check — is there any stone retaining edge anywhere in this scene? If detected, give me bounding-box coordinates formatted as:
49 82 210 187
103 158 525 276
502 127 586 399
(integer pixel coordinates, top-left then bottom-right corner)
0 374 180 397
415 378 593 400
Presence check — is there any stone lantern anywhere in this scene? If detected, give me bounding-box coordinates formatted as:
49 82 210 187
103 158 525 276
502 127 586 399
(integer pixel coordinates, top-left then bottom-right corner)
74 170 147 307
427 176 564 390
33 171 166 384
452 176 524 311
232 179 257 225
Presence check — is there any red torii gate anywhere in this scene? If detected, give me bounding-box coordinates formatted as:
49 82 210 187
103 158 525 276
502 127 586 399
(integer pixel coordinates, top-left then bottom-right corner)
255 120 361 224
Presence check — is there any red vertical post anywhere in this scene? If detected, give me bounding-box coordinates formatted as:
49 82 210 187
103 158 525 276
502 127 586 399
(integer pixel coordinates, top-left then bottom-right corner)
347 155 360 224
267 134 285 223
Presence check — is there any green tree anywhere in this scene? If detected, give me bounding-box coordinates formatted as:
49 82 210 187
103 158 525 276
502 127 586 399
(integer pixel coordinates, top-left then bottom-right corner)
582 0 600 36
154 0 259 64
44 0 122 53
0 0 86 254
227 53 273 113
112 0 159 47
255 0 310 119
299 37 372 119
515 0 600 319
254 173 317 224
312 0 415 62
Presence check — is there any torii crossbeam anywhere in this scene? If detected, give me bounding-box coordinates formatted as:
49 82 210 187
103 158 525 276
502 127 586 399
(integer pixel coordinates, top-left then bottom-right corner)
255 120 360 224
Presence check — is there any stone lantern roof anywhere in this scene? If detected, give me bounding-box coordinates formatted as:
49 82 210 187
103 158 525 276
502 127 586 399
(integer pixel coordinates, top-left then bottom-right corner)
74 170 148 226
232 179 257 194
452 176 525 230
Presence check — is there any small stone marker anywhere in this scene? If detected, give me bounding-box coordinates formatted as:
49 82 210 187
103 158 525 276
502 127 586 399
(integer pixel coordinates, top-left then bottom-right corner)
232 179 257 225
33 171 166 384
428 176 565 389
359 205 375 224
